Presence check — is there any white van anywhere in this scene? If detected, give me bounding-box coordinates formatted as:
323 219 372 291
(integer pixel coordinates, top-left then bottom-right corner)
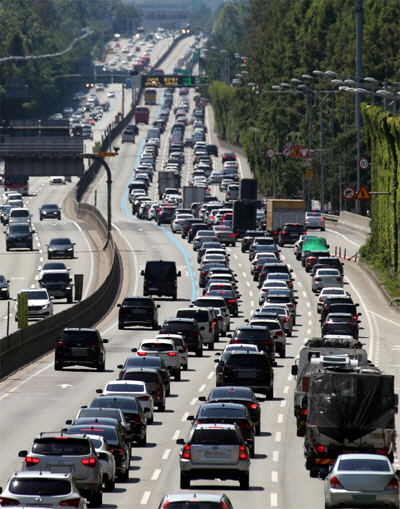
122 130 135 143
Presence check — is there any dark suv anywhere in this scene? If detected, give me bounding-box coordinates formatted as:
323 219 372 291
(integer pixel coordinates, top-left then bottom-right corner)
215 351 274 399
229 325 276 366
159 317 203 357
118 355 171 395
54 328 108 371
142 260 181 299
5 223 34 251
312 256 344 276
117 295 159 329
39 271 73 303
278 223 305 246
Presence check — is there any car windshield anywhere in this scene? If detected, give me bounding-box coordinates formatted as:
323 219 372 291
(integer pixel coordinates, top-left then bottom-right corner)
9 478 72 496
9 224 30 233
42 205 58 210
50 238 71 246
22 291 48 300
32 437 90 456
0 276 6 283
41 273 69 283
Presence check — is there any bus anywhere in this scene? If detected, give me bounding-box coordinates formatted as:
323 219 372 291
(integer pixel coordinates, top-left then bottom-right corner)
144 89 157 105
4 175 29 195
135 106 150 124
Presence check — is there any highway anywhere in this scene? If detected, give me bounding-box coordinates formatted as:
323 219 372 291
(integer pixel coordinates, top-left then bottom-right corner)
1 37 399 509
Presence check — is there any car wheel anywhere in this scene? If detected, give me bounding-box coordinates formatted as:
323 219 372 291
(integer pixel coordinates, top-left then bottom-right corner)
255 422 261 436
221 330 226 337
166 386 170 397
266 386 274 400
152 321 158 330
279 348 286 359
67 295 73 304
208 342 214 351
54 361 62 371
104 479 115 492
30 244 33 251
196 347 203 357
138 434 147 447
309 469 319 478
249 444 255 458
97 361 105 372
148 413 154 424
183 363 188 371
287 329 292 337
40 217 43 221
175 370 181 381
172 293 177 300
118 322 124 330
180 473 190 489
70 252 74 259
240 472 250 490
158 403 165 412
119 467 129 482
89 490 102 508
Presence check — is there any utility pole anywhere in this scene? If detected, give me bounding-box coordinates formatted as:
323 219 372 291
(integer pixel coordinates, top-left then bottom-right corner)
356 0 363 214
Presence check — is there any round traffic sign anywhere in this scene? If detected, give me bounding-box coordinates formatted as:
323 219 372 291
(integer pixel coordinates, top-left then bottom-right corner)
266 148 276 158
282 147 292 157
358 157 370 170
342 185 356 200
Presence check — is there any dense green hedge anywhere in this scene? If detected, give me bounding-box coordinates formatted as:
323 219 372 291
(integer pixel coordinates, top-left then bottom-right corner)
362 105 400 278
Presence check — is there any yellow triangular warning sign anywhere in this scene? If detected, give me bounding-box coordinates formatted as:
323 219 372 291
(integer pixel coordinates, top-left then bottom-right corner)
291 144 302 157
355 184 371 200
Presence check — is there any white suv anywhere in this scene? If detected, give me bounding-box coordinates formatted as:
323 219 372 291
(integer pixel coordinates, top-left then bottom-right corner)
134 338 182 380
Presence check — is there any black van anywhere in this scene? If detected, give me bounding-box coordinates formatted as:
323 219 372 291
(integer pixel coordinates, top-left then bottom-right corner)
141 260 181 299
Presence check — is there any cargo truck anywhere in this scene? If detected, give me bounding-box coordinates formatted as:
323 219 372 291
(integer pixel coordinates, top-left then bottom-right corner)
291 337 369 437
158 171 178 199
266 199 306 239
232 200 257 238
304 366 398 479
183 186 206 209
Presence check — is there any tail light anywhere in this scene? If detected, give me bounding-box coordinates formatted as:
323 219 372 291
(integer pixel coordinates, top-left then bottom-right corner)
249 403 258 410
285 318 290 322
276 330 283 336
90 343 100 349
182 445 191 459
330 476 344 489
156 382 163 391
228 299 235 303
60 500 81 508
314 278 322 282
137 352 147 356
318 296 323 302
57 341 68 347
239 445 248 460
134 416 142 425
336 278 342 282
25 457 40 466
316 446 328 453
261 340 272 346
81 458 97 468
281 231 287 235
110 448 122 456
239 421 252 429
182 345 187 352
138 395 150 401
229 234 235 238
168 352 176 356
384 477 399 490
377 449 387 455
0 498 20 506
209 323 212 333
300 408 308 416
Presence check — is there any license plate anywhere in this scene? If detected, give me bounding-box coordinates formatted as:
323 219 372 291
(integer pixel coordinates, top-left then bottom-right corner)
237 371 257 379
26 505 53 508
204 450 230 459
50 466 71 473
72 349 88 357
290 232 297 236
149 288 157 291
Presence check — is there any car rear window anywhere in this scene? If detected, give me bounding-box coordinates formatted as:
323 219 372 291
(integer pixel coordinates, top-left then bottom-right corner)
32 437 90 456
122 298 152 307
90 397 138 411
60 331 99 346
199 408 245 419
78 408 121 421
228 354 267 368
68 426 117 442
106 383 144 392
145 262 176 279
176 310 209 321
160 503 224 509
141 342 174 352
234 330 268 340
338 458 390 472
194 298 224 308
191 429 239 445
163 322 196 331
123 371 158 382
9 478 72 495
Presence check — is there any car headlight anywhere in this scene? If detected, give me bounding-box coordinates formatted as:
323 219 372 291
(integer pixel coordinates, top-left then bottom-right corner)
42 211 47 215
67 247 73 251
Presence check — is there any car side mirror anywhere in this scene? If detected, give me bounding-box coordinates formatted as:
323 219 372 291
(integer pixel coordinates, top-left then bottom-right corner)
198 396 206 401
141 270 145 276
290 269 293 273
31 229 36 234
157 305 160 308
103 339 109 343
117 304 121 308
187 415 194 421
176 438 185 445
291 364 298 376
18 451 27 458
131 348 138 352
358 313 362 316
117 365 123 369
96 389 103 394
65 420 72 425
177 271 181 277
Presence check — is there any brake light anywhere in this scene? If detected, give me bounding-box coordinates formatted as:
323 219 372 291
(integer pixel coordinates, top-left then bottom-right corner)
157 382 163 391
385 477 399 490
336 278 342 282
81 458 97 468
261 340 272 345
138 395 150 401
168 352 177 356
182 345 187 352
330 475 344 489
281 231 287 235
110 448 122 456
137 352 146 356
57 341 68 347
249 403 258 410
209 323 212 333
228 299 235 303
25 457 40 466
300 408 308 416
377 449 387 455
0 498 20 506
314 278 322 282
239 421 252 429
135 416 142 425
276 330 283 336
90 343 100 349
239 445 248 460
60 499 81 508
285 318 289 322
316 446 327 453
182 445 191 459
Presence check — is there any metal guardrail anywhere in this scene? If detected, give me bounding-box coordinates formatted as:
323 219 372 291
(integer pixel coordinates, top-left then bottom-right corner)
323 213 339 222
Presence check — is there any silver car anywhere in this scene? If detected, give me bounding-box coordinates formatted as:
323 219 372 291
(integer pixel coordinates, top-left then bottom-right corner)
312 268 343 293
305 211 325 231
177 423 251 490
324 453 399 508
0 471 88 509
86 434 116 492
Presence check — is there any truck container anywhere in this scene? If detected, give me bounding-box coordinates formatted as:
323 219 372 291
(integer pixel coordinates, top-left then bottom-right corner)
232 200 257 238
239 179 257 200
304 366 397 478
183 186 206 209
266 199 306 237
291 337 369 436
158 171 178 199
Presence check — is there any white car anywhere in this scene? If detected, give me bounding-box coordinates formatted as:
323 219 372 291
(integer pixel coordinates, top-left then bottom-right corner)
100 380 154 423
0 471 88 509
312 268 343 293
107 91 115 98
171 213 194 233
50 176 66 185
86 434 116 492
14 288 54 321
155 333 188 370
134 338 182 380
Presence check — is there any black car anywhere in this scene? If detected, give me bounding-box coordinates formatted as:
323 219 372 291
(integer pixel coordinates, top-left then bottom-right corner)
215 351 274 399
40 203 61 220
54 327 108 371
202 386 262 435
69 417 130 447
66 424 131 479
188 223 210 243
320 295 356 322
5 223 34 251
207 289 239 317
241 231 265 252
73 407 132 442
89 395 147 446
278 223 306 246
118 355 171 396
157 205 176 225
320 302 361 324
188 402 255 457
142 260 181 300
321 312 361 339
47 238 75 259
39 271 73 303
229 325 276 365
122 367 166 411
312 256 344 276
117 295 160 330
0 275 10 299
159 317 203 357
206 144 219 157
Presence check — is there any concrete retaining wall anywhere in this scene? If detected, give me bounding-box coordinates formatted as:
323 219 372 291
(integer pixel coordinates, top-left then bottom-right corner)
337 211 371 235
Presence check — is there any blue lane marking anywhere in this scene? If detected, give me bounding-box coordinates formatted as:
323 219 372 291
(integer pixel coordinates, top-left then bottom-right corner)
96 92 121 128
